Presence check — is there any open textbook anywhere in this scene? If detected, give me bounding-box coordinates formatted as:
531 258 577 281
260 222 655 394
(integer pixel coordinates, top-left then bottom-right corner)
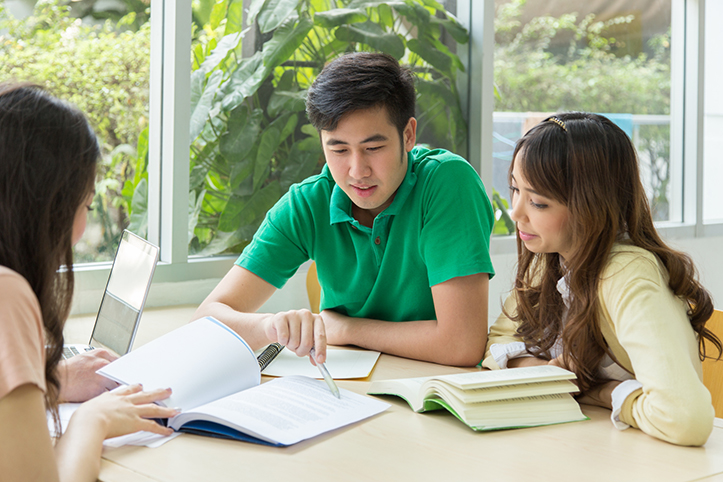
97 317 389 446
367 365 587 431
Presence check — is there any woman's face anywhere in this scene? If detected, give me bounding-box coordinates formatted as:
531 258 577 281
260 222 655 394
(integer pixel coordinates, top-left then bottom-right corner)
72 191 94 246
509 157 574 260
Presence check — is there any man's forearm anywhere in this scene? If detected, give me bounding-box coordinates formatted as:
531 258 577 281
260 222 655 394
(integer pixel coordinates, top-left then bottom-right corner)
193 301 272 350
324 312 486 367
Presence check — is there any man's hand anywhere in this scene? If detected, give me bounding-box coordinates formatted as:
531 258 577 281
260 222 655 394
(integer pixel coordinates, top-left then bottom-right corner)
58 349 120 402
263 309 327 364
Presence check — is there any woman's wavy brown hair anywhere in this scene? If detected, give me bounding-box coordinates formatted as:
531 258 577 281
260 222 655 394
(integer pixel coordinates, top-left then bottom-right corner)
506 112 720 393
0 82 98 419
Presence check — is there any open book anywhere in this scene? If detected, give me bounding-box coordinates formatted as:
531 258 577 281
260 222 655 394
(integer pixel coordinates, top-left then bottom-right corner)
367 365 587 431
98 317 389 446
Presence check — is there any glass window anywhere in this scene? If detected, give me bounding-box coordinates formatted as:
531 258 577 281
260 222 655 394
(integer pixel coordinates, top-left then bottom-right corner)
182 0 467 257
0 0 152 261
704 0 723 223
493 0 673 234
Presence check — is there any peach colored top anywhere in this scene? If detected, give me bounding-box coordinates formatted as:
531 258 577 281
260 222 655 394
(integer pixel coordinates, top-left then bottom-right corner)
0 266 46 399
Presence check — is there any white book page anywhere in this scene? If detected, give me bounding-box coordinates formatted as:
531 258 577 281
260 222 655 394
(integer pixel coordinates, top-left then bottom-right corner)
367 377 429 411
49 402 181 448
435 365 576 389
262 347 381 379
461 393 586 428
468 379 578 401
170 375 390 446
97 317 260 411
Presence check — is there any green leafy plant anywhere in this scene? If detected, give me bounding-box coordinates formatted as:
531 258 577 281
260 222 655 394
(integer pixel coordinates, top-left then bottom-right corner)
1 0 470 258
0 1 151 260
177 0 470 255
492 189 515 235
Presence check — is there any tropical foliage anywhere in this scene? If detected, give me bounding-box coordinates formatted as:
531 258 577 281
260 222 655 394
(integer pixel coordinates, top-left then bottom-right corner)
1 0 469 258
3 0 673 257
175 0 470 255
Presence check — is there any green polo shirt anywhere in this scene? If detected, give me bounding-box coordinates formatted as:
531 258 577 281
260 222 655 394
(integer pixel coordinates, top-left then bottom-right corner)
236 146 495 322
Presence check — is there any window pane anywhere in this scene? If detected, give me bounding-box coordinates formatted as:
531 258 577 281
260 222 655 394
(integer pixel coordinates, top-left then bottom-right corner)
704 1 723 222
0 0 152 261
187 0 466 257
493 0 673 235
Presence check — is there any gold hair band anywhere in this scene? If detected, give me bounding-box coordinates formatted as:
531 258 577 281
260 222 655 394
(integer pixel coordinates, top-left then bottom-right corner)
546 116 567 132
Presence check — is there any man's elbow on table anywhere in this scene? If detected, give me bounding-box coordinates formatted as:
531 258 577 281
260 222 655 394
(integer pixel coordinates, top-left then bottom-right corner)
434 336 487 367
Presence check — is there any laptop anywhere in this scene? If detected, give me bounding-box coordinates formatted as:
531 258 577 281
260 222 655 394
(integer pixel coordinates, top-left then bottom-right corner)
63 230 159 359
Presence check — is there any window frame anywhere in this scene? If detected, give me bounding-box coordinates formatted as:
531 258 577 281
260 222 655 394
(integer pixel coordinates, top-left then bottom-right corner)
71 0 718 314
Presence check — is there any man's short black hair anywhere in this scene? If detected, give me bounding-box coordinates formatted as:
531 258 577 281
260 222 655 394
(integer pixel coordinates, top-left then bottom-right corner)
306 52 416 136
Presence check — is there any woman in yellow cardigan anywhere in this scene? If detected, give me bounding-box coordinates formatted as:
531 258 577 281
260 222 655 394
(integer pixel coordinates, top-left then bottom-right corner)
483 112 720 446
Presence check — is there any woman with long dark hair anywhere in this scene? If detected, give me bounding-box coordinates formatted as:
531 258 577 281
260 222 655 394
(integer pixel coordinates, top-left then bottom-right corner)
0 83 177 481
483 112 721 446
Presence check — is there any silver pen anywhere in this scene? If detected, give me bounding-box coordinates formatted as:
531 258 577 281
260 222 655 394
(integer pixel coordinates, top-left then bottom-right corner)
309 347 341 399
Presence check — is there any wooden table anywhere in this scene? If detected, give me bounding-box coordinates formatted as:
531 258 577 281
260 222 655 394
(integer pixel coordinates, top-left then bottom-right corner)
66 307 723 482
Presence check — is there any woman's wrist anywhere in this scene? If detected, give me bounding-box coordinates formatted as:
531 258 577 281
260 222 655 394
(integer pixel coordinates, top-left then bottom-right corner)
577 380 621 409
599 381 621 407
69 402 111 439
508 356 548 368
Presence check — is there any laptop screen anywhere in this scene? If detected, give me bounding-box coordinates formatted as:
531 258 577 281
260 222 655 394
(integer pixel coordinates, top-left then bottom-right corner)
89 230 159 356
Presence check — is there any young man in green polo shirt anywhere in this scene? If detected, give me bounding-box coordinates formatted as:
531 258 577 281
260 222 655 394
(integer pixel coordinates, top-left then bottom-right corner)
195 52 495 367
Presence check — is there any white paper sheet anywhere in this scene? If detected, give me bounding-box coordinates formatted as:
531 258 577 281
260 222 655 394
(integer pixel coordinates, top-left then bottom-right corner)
171 376 390 446
97 317 260 411
49 403 181 448
261 347 380 379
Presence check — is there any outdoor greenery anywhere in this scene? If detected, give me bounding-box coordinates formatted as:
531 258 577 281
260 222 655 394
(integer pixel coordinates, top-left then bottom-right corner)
65 0 150 28
1 0 468 258
1 0 674 259
0 1 151 260
173 0 469 255
494 0 672 226
495 0 670 115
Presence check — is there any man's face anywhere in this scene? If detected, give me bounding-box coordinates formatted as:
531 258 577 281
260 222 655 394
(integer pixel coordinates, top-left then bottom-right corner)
321 106 416 223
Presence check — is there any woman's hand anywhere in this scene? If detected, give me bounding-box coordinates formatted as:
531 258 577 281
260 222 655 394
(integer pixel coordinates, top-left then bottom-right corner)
548 354 620 409
575 381 621 409
58 349 120 402
71 384 178 439
506 356 548 368
548 353 573 371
